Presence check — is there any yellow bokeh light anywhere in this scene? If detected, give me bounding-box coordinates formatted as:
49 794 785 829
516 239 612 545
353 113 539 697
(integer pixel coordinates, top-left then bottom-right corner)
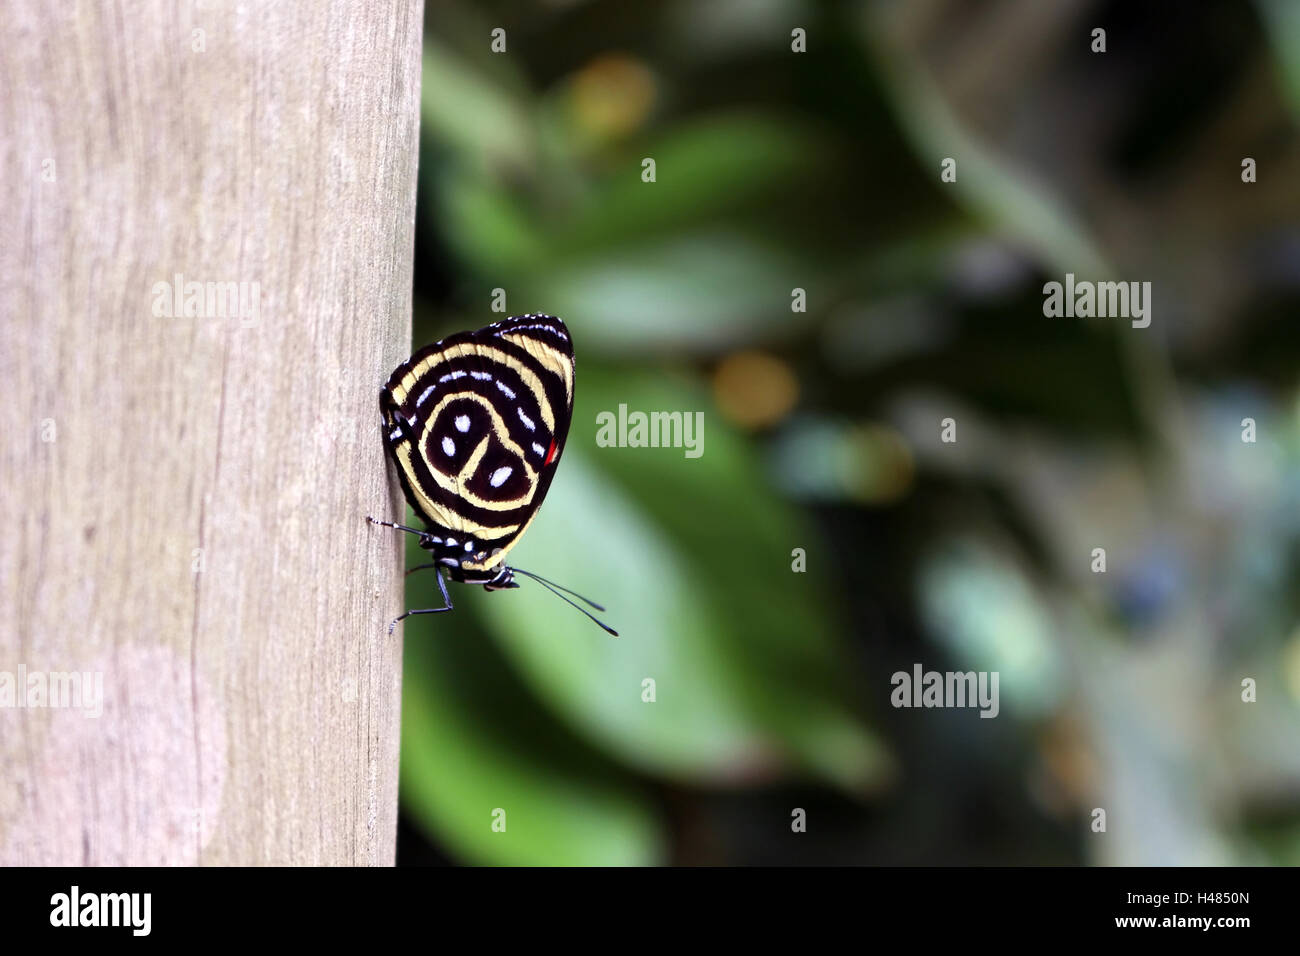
712 350 799 429
569 54 656 140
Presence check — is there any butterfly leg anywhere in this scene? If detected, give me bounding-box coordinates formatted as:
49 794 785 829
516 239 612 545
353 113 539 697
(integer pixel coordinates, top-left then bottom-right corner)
369 519 443 572
388 566 454 634
367 515 431 540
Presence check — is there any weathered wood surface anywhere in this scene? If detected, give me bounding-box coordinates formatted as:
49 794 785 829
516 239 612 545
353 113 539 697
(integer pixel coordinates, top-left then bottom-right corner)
0 1 424 865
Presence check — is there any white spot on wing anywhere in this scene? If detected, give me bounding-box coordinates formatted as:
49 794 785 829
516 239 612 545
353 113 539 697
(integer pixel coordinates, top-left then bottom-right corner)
442 436 455 456
454 415 470 433
495 380 516 400
510 322 568 341
517 408 536 431
490 466 513 488
531 442 545 458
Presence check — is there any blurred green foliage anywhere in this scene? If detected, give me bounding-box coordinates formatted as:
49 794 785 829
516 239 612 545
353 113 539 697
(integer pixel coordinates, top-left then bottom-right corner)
397 0 1300 865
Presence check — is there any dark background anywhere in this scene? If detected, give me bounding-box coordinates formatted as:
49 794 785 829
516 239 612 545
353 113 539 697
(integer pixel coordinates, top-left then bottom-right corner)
396 0 1300 865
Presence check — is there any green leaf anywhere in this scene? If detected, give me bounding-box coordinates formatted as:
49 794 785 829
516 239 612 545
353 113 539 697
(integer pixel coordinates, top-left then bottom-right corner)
550 113 829 257
400 559 663 865
433 165 548 277
469 369 892 792
421 43 536 174
518 231 818 354
471 450 783 781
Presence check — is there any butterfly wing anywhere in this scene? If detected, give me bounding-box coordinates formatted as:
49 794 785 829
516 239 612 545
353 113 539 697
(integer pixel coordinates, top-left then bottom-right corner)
380 314 575 573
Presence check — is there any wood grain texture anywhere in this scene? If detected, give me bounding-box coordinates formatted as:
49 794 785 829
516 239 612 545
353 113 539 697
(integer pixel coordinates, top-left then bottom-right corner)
0 0 423 865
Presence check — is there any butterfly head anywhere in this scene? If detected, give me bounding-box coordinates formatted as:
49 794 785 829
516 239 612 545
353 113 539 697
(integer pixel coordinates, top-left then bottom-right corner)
483 565 518 592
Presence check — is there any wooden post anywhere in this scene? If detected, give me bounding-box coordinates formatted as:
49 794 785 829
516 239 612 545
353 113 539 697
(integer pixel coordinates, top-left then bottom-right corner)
0 1 423 865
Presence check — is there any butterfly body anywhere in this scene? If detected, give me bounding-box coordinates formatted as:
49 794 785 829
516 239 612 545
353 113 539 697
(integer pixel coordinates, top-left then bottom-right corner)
373 314 614 634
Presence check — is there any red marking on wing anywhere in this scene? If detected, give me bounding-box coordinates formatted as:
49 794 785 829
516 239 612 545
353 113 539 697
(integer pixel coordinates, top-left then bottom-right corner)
544 439 559 466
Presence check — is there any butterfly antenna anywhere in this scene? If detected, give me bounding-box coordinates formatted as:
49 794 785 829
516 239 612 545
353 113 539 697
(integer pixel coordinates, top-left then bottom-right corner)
510 567 607 611
513 568 618 637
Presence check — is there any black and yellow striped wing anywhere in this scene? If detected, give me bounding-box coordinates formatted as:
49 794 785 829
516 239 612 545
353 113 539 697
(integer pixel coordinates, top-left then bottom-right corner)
380 314 575 575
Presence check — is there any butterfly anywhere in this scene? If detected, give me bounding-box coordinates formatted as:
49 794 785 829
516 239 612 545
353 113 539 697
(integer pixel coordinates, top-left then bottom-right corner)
369 313 617 636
